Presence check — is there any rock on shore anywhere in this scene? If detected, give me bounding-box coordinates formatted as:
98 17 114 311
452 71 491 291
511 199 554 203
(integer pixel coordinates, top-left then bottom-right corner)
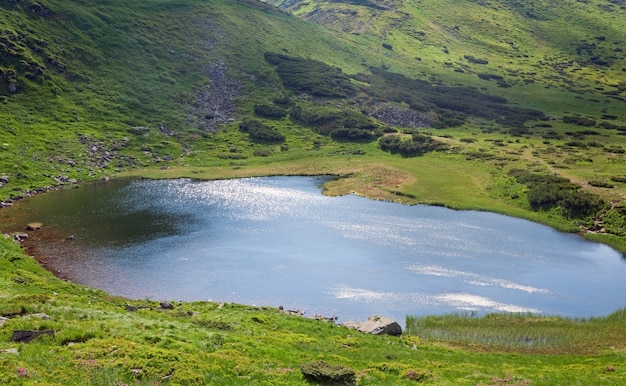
343 315 402 336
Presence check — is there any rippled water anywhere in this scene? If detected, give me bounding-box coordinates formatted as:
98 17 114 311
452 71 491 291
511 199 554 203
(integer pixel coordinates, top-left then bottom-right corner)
5 177 626 324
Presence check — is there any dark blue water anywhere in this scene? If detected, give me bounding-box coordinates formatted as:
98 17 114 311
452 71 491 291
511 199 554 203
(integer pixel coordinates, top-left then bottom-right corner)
6 177 626 324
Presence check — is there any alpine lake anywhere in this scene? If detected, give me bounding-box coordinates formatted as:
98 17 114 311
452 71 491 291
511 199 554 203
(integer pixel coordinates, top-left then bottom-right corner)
2 176 625 325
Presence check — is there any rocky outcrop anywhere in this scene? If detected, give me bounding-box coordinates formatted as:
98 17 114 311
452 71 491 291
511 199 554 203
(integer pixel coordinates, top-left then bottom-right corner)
368 103 431 128
342 315 402 336
189 61 241 132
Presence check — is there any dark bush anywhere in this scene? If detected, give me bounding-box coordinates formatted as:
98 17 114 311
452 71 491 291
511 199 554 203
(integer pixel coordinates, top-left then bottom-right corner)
264 52 355 98
465 151 496 160
239 119 285 143
253 149 271 157
273 94 293 106
290 104 378 135
509 169 604 218
563 116 596 126
565 141 587 148
560 190 604 218
543 130 562 139
611 176 626 183
379 134 447 157
599 121 619 130
464 55 489 65
588 180 614 188
300 360 356 384
478 73 504 81
330 127 375 141
253 104 287 118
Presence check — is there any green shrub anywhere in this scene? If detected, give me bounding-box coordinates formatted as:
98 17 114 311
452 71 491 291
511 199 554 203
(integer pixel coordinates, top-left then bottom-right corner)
588 180 614 188
330 127 375 141
253 103 287 118
289 105 343 126
604 146 625 154
239 119 285 143
300 360 356 384
290 104 378 135
563 116 596 126
379 134 447 157
602 207 626 235
464 55 489 65
477 73 503 81
264 53 355 98
509 169 604 218
273 94 293 106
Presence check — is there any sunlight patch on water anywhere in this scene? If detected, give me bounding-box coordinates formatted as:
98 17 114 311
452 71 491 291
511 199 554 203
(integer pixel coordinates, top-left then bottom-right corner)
434 293 542 313
162 178 325 221
407 265 551 294
324 221 419 247
329 285 412 304
328 285 541 314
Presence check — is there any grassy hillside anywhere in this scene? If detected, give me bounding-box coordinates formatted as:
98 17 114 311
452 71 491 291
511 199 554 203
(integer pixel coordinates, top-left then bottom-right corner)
1 0 625 242
266 0 626 105
0 0 369 192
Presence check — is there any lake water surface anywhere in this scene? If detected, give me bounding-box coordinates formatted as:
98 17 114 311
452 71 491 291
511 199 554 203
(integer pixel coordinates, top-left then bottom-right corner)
4 176 625 324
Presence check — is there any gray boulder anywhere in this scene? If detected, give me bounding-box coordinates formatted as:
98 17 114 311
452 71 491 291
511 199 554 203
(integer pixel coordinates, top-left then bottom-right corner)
11 329 56 343
13 233 28 242
343 315 402 336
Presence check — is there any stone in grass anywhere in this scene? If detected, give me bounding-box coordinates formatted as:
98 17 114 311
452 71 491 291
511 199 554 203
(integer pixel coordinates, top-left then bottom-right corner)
11 329 56 343
26 222 43 231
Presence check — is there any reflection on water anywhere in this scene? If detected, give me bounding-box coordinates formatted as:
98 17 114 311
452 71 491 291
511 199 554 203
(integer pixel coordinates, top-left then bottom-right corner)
2 176 625 324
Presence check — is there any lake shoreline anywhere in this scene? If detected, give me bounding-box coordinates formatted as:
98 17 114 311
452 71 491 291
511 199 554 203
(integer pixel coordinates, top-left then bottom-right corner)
3 175 624 321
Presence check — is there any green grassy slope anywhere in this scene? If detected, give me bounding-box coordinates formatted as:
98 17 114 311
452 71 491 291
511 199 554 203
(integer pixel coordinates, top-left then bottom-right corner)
2 235 626 384
0 0 377 195
266 0 626 106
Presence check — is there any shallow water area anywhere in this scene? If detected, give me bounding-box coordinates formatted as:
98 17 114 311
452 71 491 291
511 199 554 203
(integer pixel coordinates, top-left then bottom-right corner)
3 176 625 325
